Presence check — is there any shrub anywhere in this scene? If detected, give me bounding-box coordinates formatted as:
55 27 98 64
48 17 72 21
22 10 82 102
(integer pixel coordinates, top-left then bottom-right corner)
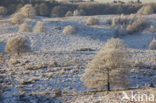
0 6 7 16
73 9 85 16
86 17 99 26
18 22 32 33
20 4 36 19
63 25 75 34
65 11 73 17
126 17 147 34
82 38 130 90
5 36 31 54
33 21 45 33
149 39 156 50
149 25 156 33
111 15 128 27
109 14 147 36
137 5 154 15
11 13 25 24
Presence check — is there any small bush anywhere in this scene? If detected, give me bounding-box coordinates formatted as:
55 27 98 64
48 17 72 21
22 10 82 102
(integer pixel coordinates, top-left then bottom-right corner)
33 21 45 33
65 11 73 17
20 4 36 19
63 25 75 35
18 22 32 33
73 9 85 16
5 36 31 54
86 17 99 26
137 5 154 15
149 39 156 50
149 25 156 33
111 15 128 27
11 13 25 24
0 6 7 16
126 17 147 34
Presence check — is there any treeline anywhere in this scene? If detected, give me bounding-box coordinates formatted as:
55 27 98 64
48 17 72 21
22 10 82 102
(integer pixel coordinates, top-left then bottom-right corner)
0 0 146 17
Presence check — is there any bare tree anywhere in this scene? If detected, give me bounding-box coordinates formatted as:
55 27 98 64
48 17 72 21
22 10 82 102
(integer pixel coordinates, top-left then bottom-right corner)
82 38 131 91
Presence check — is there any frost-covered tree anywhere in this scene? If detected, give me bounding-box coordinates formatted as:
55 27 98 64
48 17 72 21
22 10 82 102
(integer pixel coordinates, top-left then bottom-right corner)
82 38 131 91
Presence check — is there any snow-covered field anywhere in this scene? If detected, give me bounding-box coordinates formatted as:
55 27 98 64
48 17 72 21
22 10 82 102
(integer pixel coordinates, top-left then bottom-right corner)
0 15 156 103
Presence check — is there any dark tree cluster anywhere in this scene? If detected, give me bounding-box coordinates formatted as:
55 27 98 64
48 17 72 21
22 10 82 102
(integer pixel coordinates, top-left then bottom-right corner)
1 0 156 17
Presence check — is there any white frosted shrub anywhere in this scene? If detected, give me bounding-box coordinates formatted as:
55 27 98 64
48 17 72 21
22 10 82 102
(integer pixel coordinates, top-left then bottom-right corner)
20 4 36 19
149 25 156 33
137 5 154 15
65 11 73 17
73 9 80 16
73 9 85 16
18 22 32 33
11 13 25 24
86 17 99 26
0 6 7 15
111 14 128 27
63 25 75 35
149 39 156 50
5 36 31 54
109 14 147 36
126 17 146 34
33 21 45 33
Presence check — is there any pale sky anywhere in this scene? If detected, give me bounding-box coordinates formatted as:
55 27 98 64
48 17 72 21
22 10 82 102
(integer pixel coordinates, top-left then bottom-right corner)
96 0 156 3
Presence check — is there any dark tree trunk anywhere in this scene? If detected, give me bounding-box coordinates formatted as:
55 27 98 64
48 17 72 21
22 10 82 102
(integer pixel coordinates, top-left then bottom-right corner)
107 68 110 91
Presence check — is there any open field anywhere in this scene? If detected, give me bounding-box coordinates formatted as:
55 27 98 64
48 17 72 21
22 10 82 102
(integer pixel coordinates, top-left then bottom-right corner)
0 14 155 102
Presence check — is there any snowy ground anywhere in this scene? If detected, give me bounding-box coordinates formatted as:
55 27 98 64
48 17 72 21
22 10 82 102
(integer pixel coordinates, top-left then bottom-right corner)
0 15 156 103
